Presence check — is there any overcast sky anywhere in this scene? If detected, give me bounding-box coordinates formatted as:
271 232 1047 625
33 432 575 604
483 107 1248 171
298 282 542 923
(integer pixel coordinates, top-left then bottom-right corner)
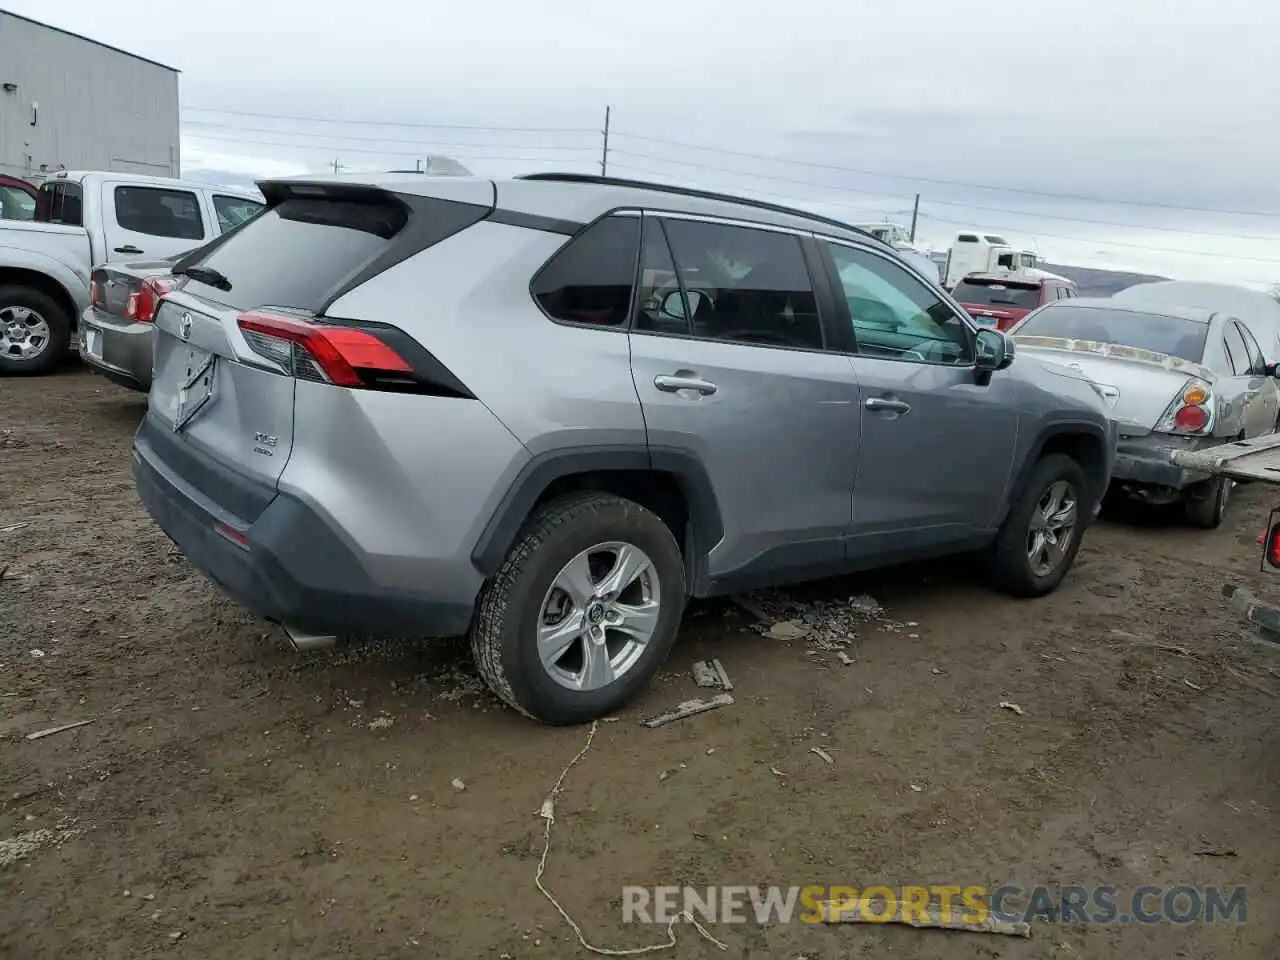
10 0 1280 285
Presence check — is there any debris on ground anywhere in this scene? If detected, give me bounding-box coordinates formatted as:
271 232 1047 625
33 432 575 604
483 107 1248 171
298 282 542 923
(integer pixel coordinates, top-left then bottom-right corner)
909 783 923 792
817 896 1030 937
836 652 856 666
534 721 728 954
1184 679 1204 691
367 716 394 730
25 719 95 741
29 649 45 659
770 766 786 777
640 694 734 728
1 521 31 533
691 659 733 691
451 778 466 791
767 620 811 641
810 747 834 765
999 701 1025 716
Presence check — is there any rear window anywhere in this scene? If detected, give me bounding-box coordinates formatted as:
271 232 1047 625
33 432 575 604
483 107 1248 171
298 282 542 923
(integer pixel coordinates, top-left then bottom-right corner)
953 279 1041 309
179 196 411 311
1015 305 1210 362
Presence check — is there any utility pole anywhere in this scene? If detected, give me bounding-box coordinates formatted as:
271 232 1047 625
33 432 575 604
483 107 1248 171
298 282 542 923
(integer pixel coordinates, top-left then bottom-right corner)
331 158 344 175
909 193 920 243
415 158 423 173
600 105 611 176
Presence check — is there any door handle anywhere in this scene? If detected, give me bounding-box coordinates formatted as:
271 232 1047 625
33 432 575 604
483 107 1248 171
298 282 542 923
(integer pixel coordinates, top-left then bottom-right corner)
865 396 911 414
113 245 143 254
654 374 717 395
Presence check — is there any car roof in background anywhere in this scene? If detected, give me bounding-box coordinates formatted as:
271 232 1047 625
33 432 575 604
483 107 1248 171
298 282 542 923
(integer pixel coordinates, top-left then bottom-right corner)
1041 297 1218 324
1112 281 1280 321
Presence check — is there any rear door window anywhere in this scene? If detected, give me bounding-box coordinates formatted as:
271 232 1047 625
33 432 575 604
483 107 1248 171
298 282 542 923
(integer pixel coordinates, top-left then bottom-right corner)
0 184 36 220
659 218 824 350
532 216 640 327
1236 322 1267 375
1224 321 1255 376
35 182 83 226
114 186 206 240
212 194 265 233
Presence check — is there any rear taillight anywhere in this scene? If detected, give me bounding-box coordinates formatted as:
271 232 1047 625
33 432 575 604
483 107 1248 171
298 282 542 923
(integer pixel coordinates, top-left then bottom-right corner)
237 311 414 388
1156 378 1214 435
126 276 182 323
1266 523 1280 569
89 279 100 307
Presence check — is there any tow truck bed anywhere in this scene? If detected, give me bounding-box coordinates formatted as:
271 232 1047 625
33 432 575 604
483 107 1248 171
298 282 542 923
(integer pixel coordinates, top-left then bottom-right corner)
1172 433 1280 651
1170 432 1280 485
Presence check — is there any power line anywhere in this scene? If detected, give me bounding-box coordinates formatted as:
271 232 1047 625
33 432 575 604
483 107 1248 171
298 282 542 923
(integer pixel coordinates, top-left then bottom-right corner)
183 120 594 153
609 149 1280 242
183 106 595 135
604 161 1280 267
182 132 597 164
610 131 1280 220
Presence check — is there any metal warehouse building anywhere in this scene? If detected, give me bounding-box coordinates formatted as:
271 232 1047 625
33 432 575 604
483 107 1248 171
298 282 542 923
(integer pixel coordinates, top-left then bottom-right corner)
0 9 179 182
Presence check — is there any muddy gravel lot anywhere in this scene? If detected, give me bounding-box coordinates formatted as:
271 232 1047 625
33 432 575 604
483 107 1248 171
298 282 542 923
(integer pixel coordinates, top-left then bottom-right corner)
3 367 1279 959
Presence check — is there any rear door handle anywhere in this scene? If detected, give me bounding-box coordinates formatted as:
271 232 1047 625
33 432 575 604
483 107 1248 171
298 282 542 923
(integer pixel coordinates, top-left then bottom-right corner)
654 374 718 395
865 396 911 414
113 245 143 254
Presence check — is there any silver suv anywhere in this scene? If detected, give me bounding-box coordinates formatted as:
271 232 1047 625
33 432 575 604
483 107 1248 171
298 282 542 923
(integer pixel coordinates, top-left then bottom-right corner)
131 173 1116 724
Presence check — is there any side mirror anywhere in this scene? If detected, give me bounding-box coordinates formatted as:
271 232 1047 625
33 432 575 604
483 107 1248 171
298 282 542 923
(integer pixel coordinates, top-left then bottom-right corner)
1265 361 1280 379
975 328 1014 372
660 289 707 321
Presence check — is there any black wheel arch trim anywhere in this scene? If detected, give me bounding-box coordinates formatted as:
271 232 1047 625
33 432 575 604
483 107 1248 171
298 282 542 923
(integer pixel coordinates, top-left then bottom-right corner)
470 445 724 580
1007 420 1112 518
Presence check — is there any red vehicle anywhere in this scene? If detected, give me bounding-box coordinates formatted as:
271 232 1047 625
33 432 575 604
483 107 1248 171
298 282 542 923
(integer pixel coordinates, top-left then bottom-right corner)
952 273 1077 331
0 174 39 221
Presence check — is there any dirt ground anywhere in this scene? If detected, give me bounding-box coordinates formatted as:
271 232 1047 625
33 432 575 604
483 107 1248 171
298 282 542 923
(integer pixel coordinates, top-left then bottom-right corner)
2 366 1278 960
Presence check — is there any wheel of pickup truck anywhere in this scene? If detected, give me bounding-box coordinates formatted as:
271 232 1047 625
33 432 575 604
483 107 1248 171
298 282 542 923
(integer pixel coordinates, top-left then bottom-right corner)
0 285 70 376
470 491 686 725
1184 476 1232 529
988 453 1088 598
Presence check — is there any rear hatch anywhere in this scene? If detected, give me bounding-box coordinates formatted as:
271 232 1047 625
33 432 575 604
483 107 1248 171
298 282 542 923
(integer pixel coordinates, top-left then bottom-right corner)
953 277 1041 330
145 180 493 504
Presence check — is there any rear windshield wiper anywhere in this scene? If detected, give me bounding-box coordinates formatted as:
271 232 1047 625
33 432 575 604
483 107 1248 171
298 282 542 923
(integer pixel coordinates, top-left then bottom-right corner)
174 265 232 291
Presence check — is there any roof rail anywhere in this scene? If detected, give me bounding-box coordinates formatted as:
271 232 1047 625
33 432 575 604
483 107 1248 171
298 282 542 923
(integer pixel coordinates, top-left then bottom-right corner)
515 172 877 242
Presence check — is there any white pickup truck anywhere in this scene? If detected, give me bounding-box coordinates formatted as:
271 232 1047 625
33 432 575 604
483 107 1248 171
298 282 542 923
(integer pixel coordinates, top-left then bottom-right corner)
0 170 263 375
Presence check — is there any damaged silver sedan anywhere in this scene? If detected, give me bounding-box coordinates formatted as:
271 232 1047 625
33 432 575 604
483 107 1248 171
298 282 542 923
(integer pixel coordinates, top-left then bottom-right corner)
1010 298 1280 528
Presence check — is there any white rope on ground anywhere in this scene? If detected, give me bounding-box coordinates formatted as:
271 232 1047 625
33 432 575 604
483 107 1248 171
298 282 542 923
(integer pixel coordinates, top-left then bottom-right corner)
535 719 729 956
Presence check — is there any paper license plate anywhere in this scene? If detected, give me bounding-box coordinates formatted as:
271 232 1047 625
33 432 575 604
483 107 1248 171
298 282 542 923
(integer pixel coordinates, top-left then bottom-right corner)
84 329 101 358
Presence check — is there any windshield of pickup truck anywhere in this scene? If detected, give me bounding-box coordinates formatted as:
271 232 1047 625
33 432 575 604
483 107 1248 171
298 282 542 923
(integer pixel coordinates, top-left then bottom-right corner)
953 279 1041 309
1014 304 1210 362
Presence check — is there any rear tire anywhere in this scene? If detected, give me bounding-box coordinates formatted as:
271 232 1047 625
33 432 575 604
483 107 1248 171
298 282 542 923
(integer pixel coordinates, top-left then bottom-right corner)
1184 476 1231 529
0 285 71 376
988 453 1089 598
470 491 686 725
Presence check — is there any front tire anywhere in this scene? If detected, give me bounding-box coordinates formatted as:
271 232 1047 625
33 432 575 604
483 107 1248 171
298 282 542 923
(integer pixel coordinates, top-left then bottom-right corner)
0 285 71 376
470 491 686 724
989 453 1088 598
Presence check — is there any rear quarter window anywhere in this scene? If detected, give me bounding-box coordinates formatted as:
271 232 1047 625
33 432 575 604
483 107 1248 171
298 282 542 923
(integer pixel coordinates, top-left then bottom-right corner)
532 217 640 327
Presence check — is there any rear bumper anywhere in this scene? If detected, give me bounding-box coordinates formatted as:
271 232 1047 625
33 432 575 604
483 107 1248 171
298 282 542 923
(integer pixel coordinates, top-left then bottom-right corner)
131 420 476 640
79 307 154 392
1112 432 1213 489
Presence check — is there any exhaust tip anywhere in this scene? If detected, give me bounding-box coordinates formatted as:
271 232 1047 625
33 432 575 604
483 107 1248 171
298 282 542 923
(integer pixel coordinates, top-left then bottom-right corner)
283 625 338 652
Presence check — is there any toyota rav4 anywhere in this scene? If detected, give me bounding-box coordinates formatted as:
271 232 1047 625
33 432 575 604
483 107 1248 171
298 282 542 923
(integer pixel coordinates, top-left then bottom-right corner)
132 172 1117 724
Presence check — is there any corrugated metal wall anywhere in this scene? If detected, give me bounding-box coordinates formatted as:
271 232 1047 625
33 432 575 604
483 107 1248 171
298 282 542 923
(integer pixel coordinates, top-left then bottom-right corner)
0 12 179 181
